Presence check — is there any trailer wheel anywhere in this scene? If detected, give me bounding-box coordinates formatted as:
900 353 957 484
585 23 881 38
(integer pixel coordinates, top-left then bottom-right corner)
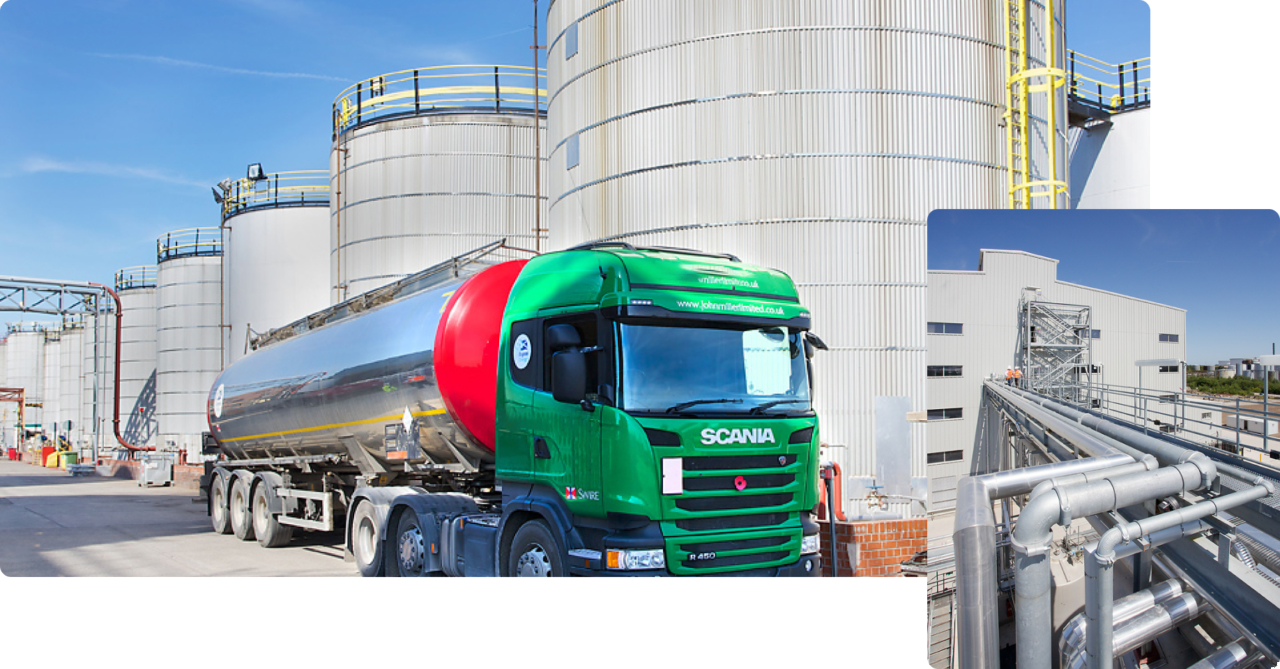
229 476 256 542
507 519 565 577
252 483 294 548
388 511 427 577
351 500 385 577
210 475 232 535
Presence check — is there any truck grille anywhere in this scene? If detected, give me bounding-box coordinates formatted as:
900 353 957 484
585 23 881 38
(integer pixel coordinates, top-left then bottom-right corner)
683 472 794 492
683 454 796 471
675 493 792 512
680 536 787 553
682 551 789 570
674 513 788 532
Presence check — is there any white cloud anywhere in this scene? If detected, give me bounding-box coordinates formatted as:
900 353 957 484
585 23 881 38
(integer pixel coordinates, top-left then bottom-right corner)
21 157 209 189
90 53 347 82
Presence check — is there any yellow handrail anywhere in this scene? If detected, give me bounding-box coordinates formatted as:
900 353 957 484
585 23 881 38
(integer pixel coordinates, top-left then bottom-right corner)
332 64 547 135
157 228 222 262
220 170 329 219
1068 50 1151 109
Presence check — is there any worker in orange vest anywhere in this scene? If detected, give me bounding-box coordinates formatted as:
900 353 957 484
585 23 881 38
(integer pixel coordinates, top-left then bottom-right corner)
1006 367 1013 386
1014 367 1023 388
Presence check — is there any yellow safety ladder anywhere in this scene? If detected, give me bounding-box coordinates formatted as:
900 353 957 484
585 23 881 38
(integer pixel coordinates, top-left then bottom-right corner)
1004 0 1069 209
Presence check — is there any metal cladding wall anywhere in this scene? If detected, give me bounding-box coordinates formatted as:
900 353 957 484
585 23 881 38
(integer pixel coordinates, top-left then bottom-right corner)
58 327 84 445
6 331 45 428
545 0 1011 517
157 253 223 455
330 112 547 302
925 249 1186 514
82 314 116 451
41 333 60 435
223 206 330 364
118 287 158 448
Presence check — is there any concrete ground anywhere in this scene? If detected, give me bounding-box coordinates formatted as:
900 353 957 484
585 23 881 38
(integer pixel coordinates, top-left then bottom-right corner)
0 459 353 577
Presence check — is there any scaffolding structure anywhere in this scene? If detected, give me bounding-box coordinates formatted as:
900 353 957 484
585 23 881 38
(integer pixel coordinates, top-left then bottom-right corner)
1019 297 1095 405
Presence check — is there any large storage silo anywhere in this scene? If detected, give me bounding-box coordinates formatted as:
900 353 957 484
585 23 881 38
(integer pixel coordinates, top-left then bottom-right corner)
156 229 223 458
545 1 1062 516
82 312 116 454
58 324 84 446
6 326 45 430
116 267 159 448
218 170 330 364
329 65 547 302
41 331 60 439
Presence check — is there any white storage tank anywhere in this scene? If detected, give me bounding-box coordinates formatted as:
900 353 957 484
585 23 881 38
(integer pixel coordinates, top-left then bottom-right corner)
329 65 547 302
82 311 116 455
5 325 46 431
544 1 1063 516
156 229 223 459
58 323 84 447
218 170 330 364
116 267 159 448
41 330 60 439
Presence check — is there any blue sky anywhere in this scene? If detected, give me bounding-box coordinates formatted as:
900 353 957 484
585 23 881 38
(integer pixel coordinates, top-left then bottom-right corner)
0 0 1150 314
928 209 1280 365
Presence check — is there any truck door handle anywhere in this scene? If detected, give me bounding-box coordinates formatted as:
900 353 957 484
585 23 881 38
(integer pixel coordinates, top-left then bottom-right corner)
533 437 551 460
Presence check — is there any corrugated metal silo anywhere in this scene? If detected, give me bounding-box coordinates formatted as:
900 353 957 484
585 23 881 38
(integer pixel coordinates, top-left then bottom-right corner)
156 229 223 458
116 267 159 448
545 1 1050 516
329 65 547 302
6 326 46 430
82 313 116 453
219 171 330 364
41 331 60 437
58 324 84 446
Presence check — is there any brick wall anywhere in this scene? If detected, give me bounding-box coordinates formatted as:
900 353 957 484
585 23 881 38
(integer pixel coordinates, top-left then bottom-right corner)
97 458 204 491
816 518 927 577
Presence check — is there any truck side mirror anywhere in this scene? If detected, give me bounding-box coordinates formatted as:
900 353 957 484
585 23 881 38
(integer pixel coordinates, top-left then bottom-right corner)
552 350 588 404
804 332 828 359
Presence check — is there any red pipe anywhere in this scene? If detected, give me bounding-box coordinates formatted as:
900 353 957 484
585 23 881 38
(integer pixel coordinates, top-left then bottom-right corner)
89 282 153 452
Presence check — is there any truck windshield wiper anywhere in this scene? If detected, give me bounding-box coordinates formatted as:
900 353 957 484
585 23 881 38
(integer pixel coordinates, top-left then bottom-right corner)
666 398 743 414
748 399 808 415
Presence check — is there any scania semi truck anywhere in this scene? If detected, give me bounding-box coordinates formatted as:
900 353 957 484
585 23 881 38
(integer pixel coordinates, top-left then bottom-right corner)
204 241 825 576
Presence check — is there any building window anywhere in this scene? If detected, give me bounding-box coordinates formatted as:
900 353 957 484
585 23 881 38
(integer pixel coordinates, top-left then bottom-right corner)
1159 365 1179 373
928 322 963 335
927 408 963 420
1202 412 1212 419
927 365 963 378
1159 333 1179 343
566 133 580 170
1073 365 1101 374
1083 329 1101 339
927 450 964 464
565 21 579 59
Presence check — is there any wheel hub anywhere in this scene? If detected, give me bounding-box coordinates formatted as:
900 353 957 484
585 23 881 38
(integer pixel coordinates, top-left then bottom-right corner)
515 544 552 577
398 526 425 574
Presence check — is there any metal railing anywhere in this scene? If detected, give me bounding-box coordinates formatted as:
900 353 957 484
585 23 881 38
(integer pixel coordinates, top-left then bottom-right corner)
1068 50 1151 113
220 171 329 221
157 228 222 262
332 64 547 137
115 266 157 291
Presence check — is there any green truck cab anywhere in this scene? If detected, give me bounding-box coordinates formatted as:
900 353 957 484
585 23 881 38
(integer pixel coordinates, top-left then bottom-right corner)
495 244 823 576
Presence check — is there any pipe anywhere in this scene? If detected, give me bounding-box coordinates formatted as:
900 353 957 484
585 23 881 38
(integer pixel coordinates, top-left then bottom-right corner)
1187 642 1249 669
1086 484 1272 669
1028 457 1159 500
1110 593 1204 658
1012 460 1215 669
1060 579 1184 663
956 451 1134 668
87 282 152 452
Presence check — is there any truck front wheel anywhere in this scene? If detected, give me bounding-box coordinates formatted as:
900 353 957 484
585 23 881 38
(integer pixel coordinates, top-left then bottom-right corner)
507 520 565 577
229 477 255 542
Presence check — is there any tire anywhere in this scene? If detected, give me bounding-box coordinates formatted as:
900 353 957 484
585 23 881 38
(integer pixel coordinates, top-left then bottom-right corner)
351 500 385 577
507 519 565 577
252 482 294 548
210 475 232 535
229 476 256 542
387 511 427 577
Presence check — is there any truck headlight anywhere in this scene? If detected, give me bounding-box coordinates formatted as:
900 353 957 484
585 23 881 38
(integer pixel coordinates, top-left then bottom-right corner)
606 548 667 570
801 533 821 555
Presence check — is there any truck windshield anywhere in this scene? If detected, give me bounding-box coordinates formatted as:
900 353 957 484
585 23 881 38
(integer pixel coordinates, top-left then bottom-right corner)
618 323 811 415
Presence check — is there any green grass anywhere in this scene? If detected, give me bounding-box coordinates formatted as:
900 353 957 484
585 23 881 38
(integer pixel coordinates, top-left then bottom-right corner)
1188 375 1279 397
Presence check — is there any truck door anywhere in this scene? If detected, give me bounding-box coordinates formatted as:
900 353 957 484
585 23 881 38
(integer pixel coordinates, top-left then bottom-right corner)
530 313 604 516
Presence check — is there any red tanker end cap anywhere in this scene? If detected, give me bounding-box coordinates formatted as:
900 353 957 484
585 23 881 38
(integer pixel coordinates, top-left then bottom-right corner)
434 259 528 452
